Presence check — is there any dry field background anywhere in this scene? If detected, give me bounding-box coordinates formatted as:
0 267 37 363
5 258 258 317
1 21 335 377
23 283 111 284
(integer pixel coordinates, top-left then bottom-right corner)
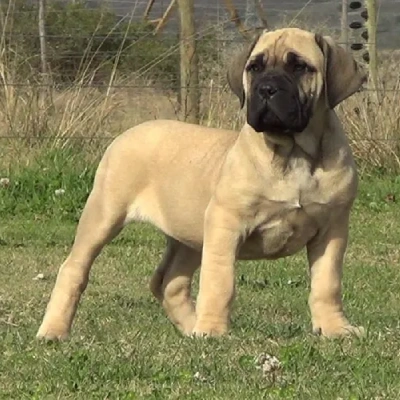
1 16 400 173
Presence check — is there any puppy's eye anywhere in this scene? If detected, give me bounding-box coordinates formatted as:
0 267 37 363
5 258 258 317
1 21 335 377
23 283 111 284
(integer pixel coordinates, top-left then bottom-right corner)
293 62 308 73
247 62 262 73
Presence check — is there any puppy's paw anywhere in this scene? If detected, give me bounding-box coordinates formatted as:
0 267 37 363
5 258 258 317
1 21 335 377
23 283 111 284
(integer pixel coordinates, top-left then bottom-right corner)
176 317 196 337
191 320 228 338
313 322 365 338
36 324 70 342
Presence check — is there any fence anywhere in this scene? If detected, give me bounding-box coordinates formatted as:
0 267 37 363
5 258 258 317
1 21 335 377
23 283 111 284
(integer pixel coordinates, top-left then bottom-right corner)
1 0 400 171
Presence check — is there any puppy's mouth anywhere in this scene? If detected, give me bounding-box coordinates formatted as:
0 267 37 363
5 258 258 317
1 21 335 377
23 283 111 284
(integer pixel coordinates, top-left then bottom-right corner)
247 75 313 134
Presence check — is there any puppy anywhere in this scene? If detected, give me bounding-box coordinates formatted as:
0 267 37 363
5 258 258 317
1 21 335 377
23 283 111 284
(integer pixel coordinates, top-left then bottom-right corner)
37 28 366 340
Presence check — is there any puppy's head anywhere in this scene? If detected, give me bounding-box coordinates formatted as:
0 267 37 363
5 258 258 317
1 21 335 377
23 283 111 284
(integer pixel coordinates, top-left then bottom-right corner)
227 28 367 134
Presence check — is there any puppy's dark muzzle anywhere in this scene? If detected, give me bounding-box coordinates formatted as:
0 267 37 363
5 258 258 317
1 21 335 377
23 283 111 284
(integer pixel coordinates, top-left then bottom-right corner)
247 71 311 134
257 82 279 99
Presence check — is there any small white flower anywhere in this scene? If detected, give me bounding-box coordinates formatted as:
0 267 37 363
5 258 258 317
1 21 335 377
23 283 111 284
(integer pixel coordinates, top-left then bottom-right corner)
0 177 10 188
193 371 207 382
255 353 281 375
54 188 65 196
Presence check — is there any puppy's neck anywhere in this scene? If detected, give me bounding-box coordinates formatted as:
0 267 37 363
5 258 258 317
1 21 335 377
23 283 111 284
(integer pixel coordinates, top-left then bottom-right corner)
291 107 331 159
238 109 333 173
241 108 331 159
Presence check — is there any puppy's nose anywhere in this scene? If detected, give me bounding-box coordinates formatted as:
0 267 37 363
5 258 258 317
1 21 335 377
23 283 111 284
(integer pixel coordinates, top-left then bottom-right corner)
258 82 278 99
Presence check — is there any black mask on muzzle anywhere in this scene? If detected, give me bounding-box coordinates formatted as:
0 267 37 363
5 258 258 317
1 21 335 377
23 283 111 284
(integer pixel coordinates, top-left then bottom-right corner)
247 70 312 134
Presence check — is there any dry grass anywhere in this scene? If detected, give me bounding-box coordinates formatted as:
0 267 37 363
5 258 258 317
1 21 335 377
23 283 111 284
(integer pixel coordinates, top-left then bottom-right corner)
0 7 400 173
2 61 400 173
337 48 400 173
338 89 400 173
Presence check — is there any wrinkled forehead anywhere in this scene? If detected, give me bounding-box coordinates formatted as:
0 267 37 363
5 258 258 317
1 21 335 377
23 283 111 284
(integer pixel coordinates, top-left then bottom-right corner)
249 28 324 68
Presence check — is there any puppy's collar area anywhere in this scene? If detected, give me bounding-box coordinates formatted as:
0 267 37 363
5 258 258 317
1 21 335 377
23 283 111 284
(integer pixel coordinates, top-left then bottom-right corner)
242 113 328 162
242 124 295 148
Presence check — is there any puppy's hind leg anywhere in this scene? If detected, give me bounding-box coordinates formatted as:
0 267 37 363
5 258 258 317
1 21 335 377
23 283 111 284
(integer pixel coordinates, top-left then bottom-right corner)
37 162 129 340
149 236 178 302
150 239 201 335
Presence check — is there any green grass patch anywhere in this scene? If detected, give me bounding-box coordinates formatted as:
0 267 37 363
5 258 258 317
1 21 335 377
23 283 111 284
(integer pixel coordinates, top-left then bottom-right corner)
0 145 101 221
1 151 400 398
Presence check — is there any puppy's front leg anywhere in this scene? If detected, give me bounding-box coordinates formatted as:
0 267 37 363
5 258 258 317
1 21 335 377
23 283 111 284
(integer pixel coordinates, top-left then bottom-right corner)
193 201 242 337
307 208 364 338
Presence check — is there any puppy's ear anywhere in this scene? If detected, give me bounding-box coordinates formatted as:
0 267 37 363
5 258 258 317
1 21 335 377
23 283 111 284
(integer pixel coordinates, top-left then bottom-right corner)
315 34 367 109
227 34 260 109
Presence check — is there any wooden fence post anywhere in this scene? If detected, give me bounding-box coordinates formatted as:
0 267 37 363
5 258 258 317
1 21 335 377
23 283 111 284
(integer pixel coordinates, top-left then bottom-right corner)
38 0 49 105
341 0 349 50
38 0 48 79
177 0 200 123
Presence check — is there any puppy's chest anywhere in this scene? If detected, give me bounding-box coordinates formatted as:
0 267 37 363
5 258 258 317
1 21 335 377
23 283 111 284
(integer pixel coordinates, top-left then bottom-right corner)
262 166 331 214
239 169 348 260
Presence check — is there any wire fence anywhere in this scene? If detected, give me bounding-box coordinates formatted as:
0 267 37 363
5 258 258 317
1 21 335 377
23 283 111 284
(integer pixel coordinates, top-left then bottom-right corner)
1 0 400 150
0 1 398 84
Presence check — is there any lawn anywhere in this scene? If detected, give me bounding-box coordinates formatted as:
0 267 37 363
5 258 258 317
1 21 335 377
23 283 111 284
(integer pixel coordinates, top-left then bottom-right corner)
1 174 400 399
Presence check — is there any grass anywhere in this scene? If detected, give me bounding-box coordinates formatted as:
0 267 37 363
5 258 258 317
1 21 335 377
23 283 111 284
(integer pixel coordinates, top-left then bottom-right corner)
1 171 400 399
